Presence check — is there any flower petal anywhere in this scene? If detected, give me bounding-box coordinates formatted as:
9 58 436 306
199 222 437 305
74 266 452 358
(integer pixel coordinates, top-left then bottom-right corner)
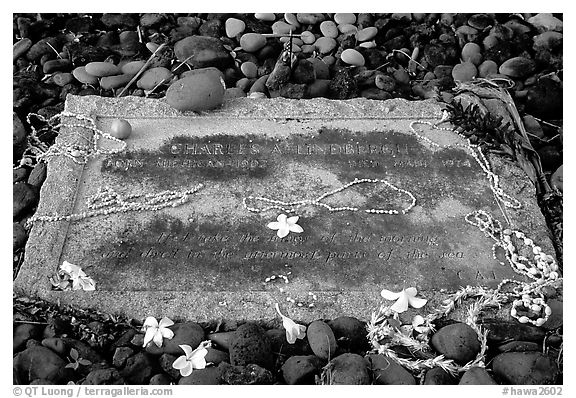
159 317 174 328
412 315 425 326
160 327 174 340
288 224 303 233
277 214 287 223
404 287 418 297
285 328 297 344
180 362 193 377
408 296 428 309
190 350 207 369
287 216 299 225
381 289 401 300
277 225 290 238
390 294 409 313
143 327 156 348
179 344 193 358
296 324 307 339
152 331 164 347
267 221 282 230
274 303 284 317
172 355 188 370
80 277 96 291
143 317 159 329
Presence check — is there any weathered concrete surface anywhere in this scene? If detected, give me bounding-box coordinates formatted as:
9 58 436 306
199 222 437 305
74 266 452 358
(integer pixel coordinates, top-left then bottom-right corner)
14 95 555 323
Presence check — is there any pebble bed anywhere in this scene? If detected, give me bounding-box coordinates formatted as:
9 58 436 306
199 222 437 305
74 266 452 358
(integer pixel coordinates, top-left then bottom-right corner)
13 13 563 385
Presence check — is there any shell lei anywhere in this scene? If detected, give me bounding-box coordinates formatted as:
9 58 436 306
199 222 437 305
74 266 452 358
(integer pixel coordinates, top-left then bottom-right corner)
366 113 561 380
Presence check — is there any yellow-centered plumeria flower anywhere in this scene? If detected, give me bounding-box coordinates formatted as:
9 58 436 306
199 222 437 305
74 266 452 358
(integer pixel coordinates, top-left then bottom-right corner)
267 214 303 238
380 287 427 313
60 261 96 291
142 317 174 348
275 303 306 344
172 341 211 377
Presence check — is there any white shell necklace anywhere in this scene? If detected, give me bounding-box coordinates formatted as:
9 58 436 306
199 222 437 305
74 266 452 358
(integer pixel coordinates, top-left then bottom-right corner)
243 177 417 215
29 111 127 165
26 184 203 229
410 113 522 210
465 209 560 327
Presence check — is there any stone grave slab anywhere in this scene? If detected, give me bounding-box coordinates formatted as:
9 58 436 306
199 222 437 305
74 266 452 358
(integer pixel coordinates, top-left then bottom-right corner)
14 95 555 322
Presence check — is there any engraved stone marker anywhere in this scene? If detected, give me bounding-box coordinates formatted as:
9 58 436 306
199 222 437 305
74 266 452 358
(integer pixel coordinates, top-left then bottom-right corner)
14 96 555 321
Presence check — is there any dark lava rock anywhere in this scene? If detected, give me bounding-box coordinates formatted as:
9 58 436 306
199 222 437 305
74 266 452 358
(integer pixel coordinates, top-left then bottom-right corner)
41 338 67 357
43 59 72 74
13 182 38 219
112 347 134 368
229 323 273 370
266 328 311 360
140 13 165 27
82 368 124 385
459 367 497 385
13 168 28 183
179 366 222 385
149 373 172 385
307 320 338 360
121 352 157 384
64 16 94 33
199 19 223 38
327 353 370 385
27 37 61 62
60 337 104 364
292 59 316 84
468 14 494 30
328 316 370 354
423 367 458 385
13 112 27 161
118 31 141 57
207 331 234 351
423 43 458 67
543 299 563 330
65 42 111 66
13 222 27 251
266 59 292 91
536 145 562 171
101 14 138 29
113 329 137 349
14 345 66 383
492 352 559 385
362 48 387 70
174 36 232 69
279 83 307 99
498 341 540 353
159 353 181 380
205 347 230 365
14 323 41 353
499 56 536 79
328 68 358 99
431 322 481 365
219 362 274 385
281 355 322 385
525 78 563 119
361 87 393 100
365 354 416 385
479 318 547 344
163 322 205 356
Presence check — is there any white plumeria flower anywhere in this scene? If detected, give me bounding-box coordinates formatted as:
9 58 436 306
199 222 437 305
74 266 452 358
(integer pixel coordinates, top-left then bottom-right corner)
60 261 96 291
142 317 174 348
411 315 429 334
267 214 303 238
172 341 211 377
380 287 427 313
275 303 306 344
